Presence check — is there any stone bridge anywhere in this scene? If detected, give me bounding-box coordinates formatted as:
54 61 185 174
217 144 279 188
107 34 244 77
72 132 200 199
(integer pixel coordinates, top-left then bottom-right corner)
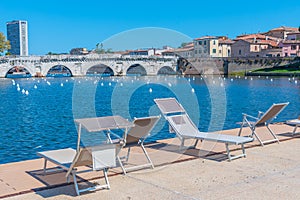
0 55 178 78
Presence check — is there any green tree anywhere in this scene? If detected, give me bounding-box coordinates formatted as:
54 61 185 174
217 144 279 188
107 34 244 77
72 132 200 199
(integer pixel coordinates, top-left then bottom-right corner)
0 32 10 55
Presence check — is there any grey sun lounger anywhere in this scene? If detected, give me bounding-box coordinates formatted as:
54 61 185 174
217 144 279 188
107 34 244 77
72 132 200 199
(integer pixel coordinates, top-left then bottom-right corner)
238 102 289 146
286 116 300 135
154 98 254 161
116 116 160 174
37 144 118 196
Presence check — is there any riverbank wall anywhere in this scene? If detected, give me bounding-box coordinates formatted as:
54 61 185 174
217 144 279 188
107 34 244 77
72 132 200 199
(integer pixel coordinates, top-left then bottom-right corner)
180 57 300 76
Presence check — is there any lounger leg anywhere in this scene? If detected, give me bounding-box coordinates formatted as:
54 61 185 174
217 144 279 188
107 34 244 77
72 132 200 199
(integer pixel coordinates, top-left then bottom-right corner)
194 139 199 148
238 121 245 136
72 171 80 196
266 125 279 144
43 159 47 174
293 124 299 135
225 143 232 161
242 144 246 157
252 129 264 146
141 143 154 169
117 156 126 175
103 168 110 189
125 147 131 162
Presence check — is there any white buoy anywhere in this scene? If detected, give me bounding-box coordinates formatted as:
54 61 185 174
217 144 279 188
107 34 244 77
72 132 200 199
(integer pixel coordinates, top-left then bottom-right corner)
295 80 298 84
230 78 233 82
191 88 195 93
270 79 273 82
149 88 152 93
17 83 20 88
47 81 51 85
17 87 20 91
168 83 172 87
25 90 29 95
34 85 37 89
109 82 111 86
22 89 25 94
120 83 123 87
60 83 64 87
101 82 104 86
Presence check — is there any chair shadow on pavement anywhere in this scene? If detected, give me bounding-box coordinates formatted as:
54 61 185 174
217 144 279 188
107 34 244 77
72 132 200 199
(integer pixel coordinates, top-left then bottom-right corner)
26 168 93 197
146 142 231 162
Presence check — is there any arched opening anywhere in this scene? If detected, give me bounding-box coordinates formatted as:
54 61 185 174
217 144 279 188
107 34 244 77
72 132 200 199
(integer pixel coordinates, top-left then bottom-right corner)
126 64 147 76
5 66 31 78
86 64 114 76
46 65 72 77
157 66 176 75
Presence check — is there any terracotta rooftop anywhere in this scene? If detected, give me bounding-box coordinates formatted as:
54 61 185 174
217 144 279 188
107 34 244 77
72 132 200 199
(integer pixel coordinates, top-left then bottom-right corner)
218 39 234 44
269 26 298 32
194 36 217 41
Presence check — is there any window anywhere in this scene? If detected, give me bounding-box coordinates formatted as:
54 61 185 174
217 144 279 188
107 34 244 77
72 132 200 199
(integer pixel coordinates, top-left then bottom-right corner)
219 50 222 53
204 41 207 45
199 50 202 53
255 46 258 51
195 50 197 54
199 41 202 45
213 40 216 45
212 49 216 53
291 45 297 50
239 50 242 55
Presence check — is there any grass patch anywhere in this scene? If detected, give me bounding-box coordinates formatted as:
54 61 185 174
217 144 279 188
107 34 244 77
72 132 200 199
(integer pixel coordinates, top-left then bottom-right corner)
252 67 300 73
229 71 245 76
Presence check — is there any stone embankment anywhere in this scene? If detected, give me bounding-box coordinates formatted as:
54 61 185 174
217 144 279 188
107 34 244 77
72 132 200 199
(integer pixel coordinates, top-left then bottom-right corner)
179 57 300 76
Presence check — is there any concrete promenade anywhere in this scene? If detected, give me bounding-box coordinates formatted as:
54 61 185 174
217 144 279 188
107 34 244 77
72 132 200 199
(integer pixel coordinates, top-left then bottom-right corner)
1 124 300 199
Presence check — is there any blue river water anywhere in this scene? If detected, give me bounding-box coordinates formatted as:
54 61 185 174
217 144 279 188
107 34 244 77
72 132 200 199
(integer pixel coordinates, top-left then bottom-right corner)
0 75 299 164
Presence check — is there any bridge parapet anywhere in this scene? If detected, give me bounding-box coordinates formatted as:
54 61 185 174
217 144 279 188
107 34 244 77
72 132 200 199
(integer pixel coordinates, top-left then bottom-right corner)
0 55 178 78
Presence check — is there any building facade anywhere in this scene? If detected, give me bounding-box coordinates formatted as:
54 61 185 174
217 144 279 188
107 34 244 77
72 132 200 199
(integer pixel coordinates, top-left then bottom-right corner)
6 20 29 56
194 36 219 57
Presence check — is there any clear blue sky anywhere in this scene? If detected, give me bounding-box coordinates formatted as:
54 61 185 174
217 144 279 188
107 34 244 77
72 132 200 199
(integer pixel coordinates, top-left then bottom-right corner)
0 0 299 55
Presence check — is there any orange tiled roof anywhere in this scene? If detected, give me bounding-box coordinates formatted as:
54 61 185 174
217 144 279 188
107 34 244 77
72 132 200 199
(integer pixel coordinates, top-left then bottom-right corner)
194 36 217 40
269 26 298 32
236 34 267 40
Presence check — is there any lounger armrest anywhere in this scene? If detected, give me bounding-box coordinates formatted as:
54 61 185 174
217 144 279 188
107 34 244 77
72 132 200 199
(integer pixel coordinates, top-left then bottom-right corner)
108 130 125 146
257 111 264 118
242 113 258 121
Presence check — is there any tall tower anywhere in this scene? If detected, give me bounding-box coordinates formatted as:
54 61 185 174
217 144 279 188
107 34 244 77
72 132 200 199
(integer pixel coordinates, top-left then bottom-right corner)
6 20 28 56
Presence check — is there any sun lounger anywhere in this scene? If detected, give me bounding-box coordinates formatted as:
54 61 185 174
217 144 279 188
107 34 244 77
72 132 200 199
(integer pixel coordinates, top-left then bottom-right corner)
286 116 300 135
238 102 289 146
117 116 160 174
37 144 118 196
154 98 253 161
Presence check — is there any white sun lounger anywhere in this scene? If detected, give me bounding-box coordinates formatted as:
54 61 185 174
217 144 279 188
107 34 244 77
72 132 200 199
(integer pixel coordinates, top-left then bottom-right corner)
116 116 160 174
154 98 254 161
286 117 300 135
37 144 118 196
238 102 289 146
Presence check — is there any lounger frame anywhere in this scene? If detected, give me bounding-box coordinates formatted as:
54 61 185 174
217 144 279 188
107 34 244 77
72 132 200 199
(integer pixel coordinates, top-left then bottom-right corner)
37 144 117 195
155 98 253 161
238 102 289 146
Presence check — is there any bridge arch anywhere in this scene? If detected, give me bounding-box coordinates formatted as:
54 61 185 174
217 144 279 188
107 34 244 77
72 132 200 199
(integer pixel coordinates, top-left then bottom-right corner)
126 64 147 76
5 66 32 78
86 64 114 76
157 66 176 75
46 65 72 77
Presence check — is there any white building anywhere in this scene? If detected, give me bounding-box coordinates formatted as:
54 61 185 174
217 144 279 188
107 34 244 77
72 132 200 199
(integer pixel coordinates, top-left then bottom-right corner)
6 20 29 56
